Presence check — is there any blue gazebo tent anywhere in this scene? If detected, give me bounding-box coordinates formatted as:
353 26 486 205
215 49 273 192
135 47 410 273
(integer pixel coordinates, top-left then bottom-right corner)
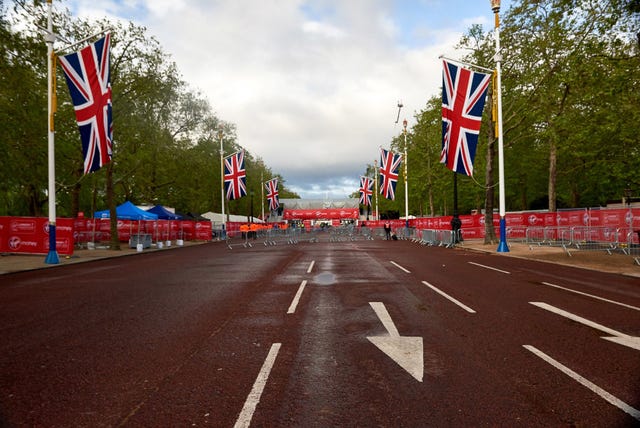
146 205 182 220
93 201 158 220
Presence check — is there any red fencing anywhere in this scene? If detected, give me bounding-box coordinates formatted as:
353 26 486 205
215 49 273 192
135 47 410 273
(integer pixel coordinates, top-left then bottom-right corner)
2 208 637 255
0 217 75 255
1 217 213 255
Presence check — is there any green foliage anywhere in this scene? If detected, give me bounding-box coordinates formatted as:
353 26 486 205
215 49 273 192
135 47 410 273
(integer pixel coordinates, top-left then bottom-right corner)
362 0 640 217
1 4 297 218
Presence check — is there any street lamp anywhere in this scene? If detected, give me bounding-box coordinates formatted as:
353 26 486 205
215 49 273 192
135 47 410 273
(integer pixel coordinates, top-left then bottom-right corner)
491 0 509 252
44 0 59 264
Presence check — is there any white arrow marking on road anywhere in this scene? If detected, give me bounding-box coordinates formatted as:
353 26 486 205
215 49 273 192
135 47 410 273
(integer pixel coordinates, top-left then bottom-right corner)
530 302 640 351
367 302 423 382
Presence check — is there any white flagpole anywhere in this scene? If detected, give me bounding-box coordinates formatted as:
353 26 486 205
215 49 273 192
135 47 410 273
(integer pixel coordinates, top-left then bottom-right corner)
219 127 226 237
374 159 379 221
44 0 59 264
403 119 409 227
261 173 265 222
491 0 509 252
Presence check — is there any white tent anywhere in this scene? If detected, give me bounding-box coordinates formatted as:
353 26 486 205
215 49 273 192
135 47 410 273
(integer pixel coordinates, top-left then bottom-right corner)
201 212 264 224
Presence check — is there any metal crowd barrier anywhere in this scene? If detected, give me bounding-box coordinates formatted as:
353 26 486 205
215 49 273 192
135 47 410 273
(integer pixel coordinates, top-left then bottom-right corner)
525 226 640 263
415 229 461 248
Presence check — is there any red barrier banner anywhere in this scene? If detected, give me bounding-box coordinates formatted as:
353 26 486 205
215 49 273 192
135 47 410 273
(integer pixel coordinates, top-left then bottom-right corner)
283 208 359 220
0 217 74 255
194 221 212 240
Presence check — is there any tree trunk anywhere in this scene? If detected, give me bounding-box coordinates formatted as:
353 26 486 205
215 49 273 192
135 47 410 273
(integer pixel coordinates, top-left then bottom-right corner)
70 168 82 217
548 83 569 213
548 138 557 212
107 162 120 250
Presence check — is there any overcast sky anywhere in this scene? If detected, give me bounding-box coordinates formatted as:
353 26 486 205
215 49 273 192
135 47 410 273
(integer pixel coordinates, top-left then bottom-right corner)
65 0 511 199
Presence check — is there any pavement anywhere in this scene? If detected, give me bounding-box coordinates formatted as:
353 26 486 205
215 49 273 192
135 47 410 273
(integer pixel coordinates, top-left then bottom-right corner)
1 239 639 277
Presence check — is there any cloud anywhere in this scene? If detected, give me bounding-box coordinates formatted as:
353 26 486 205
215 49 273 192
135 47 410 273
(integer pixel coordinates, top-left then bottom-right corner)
72 0 494 198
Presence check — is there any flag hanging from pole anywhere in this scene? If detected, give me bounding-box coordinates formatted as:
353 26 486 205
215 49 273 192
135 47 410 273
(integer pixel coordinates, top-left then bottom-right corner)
440 59 491 176
59 33 113 174
379 148 402 200
265 178 279 211
224 150 247 200
359 176 373 206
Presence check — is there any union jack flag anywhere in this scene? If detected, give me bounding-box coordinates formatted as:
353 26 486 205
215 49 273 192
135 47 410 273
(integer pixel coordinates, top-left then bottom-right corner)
441 59 491 176
379 148 402 200
359 176 373 206
265 178 279 211
224 150 247 200
59 33 112 174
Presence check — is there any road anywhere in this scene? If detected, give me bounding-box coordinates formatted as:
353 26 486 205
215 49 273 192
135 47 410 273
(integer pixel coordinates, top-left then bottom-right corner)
1 239 639 427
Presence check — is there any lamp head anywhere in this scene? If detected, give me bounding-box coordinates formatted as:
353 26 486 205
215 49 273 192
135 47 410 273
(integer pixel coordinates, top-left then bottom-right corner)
490 0 500 12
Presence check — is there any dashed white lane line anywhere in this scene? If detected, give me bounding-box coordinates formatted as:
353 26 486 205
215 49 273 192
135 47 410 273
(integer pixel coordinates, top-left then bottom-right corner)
234 343 282 428
468 261 511 274
287 280 307 314
541 282 640 312
523 345 640 421
307 260 315 274
390 261 411 273
421 281 476 313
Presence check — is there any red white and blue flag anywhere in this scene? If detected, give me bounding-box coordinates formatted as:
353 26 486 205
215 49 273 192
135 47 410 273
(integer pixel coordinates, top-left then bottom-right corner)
359 176 373 206
265 178 279 211
59 33 112 174
379 148 402 200
441 59 491 176
224 150 247 200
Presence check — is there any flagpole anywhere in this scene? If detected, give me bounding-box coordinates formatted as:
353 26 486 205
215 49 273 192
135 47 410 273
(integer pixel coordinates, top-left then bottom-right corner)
261 173 265 222
374 159 379 221
402 118 409 227
491 0 509 252
219 127 226 238
44 0 59 264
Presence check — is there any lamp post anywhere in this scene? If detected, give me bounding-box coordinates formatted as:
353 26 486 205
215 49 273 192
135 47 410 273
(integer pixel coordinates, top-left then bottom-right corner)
44 0 59 264
491 0 509 252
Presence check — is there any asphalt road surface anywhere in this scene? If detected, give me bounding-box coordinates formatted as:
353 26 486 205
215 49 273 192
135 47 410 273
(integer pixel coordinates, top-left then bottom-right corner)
1 239 639 427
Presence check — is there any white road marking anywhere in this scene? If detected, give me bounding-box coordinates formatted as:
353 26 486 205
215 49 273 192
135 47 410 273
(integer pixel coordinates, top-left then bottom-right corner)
541 282 640 312
234 343 282 428
287 280 307 314
307 260 315 274
468 261 510 274
369 301 400 336
390 261 411 273
523 345 640 421
367 302 423 382
421 281 476 313
530 302 640 351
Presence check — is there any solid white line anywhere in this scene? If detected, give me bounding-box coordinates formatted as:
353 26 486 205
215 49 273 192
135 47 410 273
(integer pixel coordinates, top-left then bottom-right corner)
234 343 282 428
287 280 307 314
541 282 640 312
523 345 640 421
421 281 476 313
307 260 315 274
390 261 411 273
529 302 624 337
369 302 400 336
468 261 511 274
